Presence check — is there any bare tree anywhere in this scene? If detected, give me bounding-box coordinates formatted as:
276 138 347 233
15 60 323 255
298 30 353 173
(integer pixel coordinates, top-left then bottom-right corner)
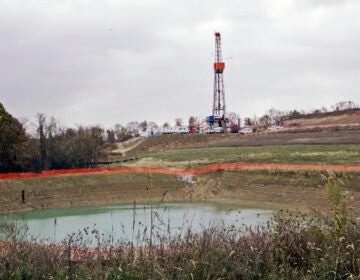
188 116 196 127
264 108 283 125
139 120 148 132
320 106 328 113
175 118 183 127
36 113 47 170
114 124 130 142
188 116 202 128
244 117 252 126
148 121 158 130
126 121 140 137
332 100 358 111
227 112 239 125
259 114 271 126
107 129 116 143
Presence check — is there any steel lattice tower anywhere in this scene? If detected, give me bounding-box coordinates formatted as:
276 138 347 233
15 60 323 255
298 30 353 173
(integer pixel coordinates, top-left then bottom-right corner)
212 32 226 120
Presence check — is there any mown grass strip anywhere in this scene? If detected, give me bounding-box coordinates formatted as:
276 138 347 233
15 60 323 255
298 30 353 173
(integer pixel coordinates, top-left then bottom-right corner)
142 144 360 167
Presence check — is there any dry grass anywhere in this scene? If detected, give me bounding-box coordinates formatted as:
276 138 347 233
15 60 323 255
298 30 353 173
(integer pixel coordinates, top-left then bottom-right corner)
127 144 360 169
1 175 360 279
1 204 359 279
111 137 145 154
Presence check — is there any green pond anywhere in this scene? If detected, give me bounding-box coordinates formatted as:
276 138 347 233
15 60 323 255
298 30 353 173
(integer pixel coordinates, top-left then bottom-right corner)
0 203 272 245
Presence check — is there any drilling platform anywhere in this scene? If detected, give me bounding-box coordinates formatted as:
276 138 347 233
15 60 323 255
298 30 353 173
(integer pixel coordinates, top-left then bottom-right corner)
207 32 228 131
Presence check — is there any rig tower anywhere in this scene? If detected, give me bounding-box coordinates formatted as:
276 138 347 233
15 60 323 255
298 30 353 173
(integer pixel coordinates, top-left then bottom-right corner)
212 32 226 121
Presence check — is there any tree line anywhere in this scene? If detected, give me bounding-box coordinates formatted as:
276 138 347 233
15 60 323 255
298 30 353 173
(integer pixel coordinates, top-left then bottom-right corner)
0 103 108 173
1 100 358 173
0 102 189 173
245 100 359 126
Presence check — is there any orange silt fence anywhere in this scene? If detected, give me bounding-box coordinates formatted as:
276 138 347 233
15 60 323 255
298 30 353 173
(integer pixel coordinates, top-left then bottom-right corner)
1 163 360 181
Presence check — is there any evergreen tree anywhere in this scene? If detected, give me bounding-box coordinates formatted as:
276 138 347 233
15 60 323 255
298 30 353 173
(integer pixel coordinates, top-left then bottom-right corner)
0 103 29 172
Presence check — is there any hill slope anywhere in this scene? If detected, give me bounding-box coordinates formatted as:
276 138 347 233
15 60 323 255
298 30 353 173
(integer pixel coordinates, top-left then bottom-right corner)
284 108 360 126
122 125 360 157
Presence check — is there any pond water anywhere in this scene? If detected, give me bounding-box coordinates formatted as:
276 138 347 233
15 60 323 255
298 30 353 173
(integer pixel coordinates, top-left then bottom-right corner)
0 203 272 245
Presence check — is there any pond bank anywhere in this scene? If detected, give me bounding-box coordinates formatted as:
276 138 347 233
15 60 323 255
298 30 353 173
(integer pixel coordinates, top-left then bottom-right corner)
1 170 360 217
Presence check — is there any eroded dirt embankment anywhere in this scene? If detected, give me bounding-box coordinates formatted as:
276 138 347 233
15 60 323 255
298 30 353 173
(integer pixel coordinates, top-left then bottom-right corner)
0 172 187 214
188 170 360 218
1 165 360 217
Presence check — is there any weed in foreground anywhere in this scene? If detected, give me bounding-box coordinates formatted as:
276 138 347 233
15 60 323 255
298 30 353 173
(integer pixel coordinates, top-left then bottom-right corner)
0 175 360 279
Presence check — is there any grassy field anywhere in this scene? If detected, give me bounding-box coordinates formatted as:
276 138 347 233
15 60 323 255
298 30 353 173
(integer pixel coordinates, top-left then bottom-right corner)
134 144 360 168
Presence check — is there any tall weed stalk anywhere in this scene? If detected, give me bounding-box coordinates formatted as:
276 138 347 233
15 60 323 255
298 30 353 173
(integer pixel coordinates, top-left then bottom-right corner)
0 173 359 279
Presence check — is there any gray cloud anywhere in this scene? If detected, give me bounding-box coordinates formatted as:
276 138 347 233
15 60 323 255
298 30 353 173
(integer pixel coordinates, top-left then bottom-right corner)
1 0 359 128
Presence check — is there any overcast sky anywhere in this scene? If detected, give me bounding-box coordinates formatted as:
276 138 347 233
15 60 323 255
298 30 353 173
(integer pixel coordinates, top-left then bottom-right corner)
1 0 359 128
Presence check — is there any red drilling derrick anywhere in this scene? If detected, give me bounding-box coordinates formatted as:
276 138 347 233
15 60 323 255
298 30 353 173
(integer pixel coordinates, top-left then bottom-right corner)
213 32 226 121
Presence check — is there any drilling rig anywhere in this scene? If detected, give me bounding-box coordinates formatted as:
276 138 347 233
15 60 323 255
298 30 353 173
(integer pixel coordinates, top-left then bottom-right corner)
207 32 228 131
